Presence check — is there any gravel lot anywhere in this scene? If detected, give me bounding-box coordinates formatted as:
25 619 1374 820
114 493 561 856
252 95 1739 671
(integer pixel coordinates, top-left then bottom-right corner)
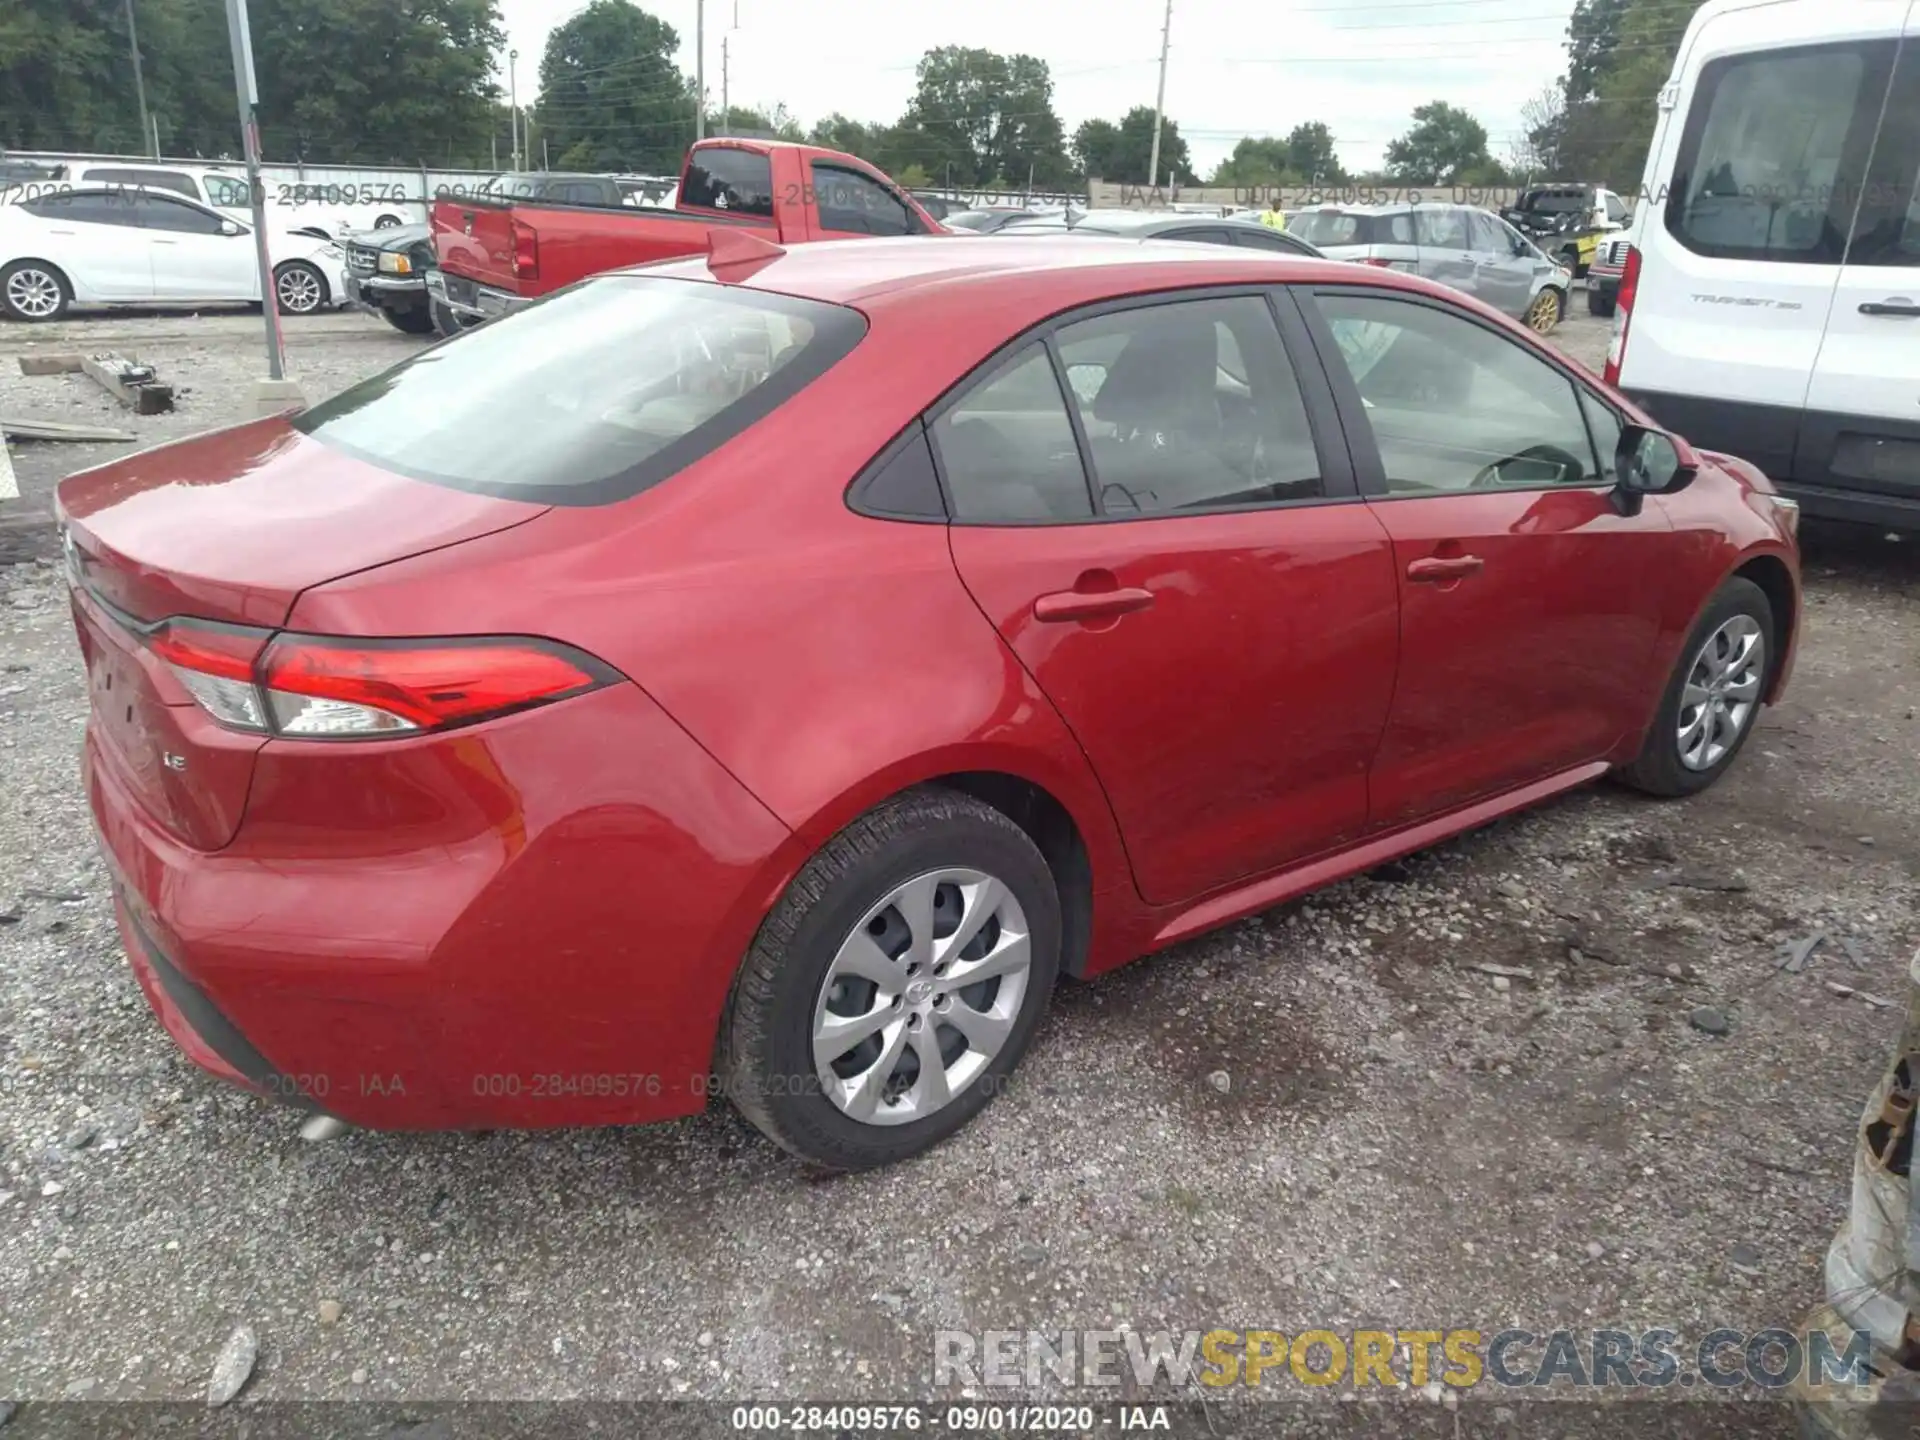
2 304 1918 1433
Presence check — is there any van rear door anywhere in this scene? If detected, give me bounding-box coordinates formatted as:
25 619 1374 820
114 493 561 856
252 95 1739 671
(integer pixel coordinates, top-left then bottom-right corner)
1621 4 1904 482
1798 7 1920 520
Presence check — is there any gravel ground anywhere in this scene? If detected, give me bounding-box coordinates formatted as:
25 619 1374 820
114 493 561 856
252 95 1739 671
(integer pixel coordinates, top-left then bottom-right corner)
2 305 1917 1434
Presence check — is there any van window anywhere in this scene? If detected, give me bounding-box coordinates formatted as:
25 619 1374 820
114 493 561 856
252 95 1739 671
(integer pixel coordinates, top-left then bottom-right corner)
1667 42 1895 264
1847 46 1920 267
1287 210 1411 247
292 276 866 505
81 167 200 200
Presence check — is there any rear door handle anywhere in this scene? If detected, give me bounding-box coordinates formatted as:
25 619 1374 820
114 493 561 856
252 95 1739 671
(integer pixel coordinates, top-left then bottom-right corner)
1032 586 1156 624
1407 555 1484 583
1860 300 1920 317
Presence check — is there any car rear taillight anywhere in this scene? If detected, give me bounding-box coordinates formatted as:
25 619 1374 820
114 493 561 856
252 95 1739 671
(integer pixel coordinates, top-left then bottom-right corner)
1604 244 1640 387
147 619 614 739
149 620 272 732
511 218 539 281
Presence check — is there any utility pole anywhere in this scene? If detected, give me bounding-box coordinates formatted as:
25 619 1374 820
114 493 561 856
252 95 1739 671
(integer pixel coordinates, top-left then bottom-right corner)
125 0 155 159
223 0 301 413
1147 0 1172 201
509 49 521 170
719 35 728 136
695 0 706 141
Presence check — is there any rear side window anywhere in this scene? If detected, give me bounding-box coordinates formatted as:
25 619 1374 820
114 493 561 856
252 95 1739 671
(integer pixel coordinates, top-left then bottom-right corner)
1414 209 1471 249
1289 211 1363 246
681 148 774 218
292 277 866 505
1848 46 1920 266
1667 41 1894 263
22 190 140 226
931 347 1093 522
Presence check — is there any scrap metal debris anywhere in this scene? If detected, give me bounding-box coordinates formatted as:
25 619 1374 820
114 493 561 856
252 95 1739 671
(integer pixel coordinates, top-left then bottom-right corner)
81 354 173 415
1779 931 1828 974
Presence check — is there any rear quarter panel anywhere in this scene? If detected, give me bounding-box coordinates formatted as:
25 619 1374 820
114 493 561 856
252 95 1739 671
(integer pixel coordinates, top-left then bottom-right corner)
286 323 1145 977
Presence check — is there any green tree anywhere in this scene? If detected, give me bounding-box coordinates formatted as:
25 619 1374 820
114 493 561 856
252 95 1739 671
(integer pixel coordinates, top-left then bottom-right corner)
250 0 504 164
1072 105 1197 186
1558 0 1706 190
536 0 691 174
1284 122 1347 186
1384 101 1493 184
1208 137 1294 187
1 0 504 164
895 46 1072 188
1565 0 1633 105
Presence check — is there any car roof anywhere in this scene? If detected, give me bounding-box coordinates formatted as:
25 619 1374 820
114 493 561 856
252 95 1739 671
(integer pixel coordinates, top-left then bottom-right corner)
635 234 1409 319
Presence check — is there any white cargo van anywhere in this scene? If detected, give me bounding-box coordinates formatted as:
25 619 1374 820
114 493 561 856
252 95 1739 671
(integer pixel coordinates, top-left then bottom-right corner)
1608 0 1920 527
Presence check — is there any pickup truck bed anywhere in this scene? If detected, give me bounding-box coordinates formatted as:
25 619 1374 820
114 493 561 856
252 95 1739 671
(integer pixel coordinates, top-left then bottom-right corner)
431 139 939 323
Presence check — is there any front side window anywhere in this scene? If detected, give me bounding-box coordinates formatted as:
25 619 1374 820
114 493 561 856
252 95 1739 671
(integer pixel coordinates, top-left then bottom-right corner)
931 347 1092 522
82 167 199 199
1289 210 1364 246
137 194 227 235
681 147 775 218
1056 295 1323 513
1468 211 1512 255
810 162 915 236
293 276 865 504
1314 291 1603 494
1668 42 1891 263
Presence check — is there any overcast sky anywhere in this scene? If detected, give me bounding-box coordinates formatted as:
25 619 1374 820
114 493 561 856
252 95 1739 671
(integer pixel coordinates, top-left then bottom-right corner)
492 0 1579 178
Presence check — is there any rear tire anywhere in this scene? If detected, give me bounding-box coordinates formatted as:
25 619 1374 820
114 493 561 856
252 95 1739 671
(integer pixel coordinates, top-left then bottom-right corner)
1587 287 1617 318
1616 577 1774 798
1 259 70 322
1558 245 1584 277
721 787 1061 1172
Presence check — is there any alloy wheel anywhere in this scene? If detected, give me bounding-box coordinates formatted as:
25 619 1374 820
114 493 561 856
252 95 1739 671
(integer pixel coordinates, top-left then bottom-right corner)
1677 614 1765 772
812 868 1031 1127
1526 289 1562 334
277 266 322 314
6 267 62 319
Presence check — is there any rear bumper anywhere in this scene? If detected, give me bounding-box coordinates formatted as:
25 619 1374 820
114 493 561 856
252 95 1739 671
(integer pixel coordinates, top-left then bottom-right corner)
84 681 795 1131
426 268 524 322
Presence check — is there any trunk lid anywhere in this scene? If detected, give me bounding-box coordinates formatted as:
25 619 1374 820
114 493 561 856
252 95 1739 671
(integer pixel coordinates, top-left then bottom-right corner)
432 195 521 291
59 417 548 850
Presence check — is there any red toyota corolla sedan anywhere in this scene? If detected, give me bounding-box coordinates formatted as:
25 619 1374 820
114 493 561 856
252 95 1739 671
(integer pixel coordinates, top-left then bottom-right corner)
56 234 1801 1171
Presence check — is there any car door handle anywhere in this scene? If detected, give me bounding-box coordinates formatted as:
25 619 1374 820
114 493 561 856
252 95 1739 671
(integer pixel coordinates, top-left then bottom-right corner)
1407 555 1484 583
1859 300 1920 317
1032 585 1156 624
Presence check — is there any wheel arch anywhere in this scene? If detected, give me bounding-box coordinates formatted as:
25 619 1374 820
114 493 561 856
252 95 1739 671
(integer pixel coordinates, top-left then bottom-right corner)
1732 550 1797 703
770 751 1130 984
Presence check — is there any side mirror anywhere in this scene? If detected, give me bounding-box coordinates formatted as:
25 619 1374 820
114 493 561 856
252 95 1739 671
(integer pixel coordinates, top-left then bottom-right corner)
219 219 242 236
1613 424 1698 513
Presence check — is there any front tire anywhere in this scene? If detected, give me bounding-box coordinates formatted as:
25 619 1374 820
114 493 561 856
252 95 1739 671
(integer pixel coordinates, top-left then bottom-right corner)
1524 287 1564 334
430 297 477 339
1 260 70 322
1558 245 1585 278
1617 577 1773 797
380 304 436 335
273 260 328 316
721 787 1061 1172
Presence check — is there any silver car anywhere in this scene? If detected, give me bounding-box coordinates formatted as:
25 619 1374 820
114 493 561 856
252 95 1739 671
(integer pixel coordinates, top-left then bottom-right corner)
1286 202 1572 334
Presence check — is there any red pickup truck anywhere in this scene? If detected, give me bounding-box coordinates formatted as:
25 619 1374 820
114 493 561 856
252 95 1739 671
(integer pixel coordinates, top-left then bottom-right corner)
428 139 942 325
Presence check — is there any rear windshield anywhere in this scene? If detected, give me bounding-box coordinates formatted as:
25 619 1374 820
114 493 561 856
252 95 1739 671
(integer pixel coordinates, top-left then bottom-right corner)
1287 210 1410 246
1519 191 1587 213
292 276 867 505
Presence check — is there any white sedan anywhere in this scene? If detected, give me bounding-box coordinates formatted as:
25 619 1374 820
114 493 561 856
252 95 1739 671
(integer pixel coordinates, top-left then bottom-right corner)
0 186 348 322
